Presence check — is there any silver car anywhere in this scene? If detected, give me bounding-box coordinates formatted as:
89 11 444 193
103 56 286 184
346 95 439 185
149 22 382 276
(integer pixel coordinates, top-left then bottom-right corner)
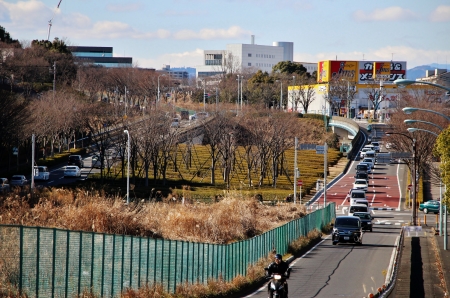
64 166 81 178
10 175 28 187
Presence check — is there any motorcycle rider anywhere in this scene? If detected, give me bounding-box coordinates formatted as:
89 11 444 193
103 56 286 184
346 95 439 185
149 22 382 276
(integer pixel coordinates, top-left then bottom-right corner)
267 253 289 297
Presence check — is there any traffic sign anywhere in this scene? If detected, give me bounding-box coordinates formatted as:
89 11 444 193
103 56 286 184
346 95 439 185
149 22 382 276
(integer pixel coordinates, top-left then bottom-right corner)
316 145 325 154
297 180 303 186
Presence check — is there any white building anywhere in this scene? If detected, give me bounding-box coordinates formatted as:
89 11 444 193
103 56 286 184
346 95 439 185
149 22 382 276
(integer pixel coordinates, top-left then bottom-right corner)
196 36 293 78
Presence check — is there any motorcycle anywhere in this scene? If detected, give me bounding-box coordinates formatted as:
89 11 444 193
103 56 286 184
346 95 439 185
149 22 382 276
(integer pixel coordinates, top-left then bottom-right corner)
265 267 292 298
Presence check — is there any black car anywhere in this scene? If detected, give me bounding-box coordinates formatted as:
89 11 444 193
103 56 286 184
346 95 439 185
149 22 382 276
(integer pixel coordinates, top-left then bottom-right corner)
332 216 363 245
354 172 369 182
352 212 373 232
68 155 84 168
355 164 369 174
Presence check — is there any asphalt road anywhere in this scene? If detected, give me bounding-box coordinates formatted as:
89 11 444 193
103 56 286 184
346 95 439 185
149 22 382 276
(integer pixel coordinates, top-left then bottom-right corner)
246 143 411 298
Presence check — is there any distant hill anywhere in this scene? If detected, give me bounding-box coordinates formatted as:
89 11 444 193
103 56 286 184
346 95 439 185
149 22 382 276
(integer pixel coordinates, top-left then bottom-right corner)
408 63 449 80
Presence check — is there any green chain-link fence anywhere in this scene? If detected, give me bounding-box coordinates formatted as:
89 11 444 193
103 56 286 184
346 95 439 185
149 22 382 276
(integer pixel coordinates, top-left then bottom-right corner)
0 204 335 297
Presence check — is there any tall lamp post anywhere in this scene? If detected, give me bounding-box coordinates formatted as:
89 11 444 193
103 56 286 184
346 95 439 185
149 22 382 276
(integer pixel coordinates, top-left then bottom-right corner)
157 74 166 104
124 130 130 204
386 131 417 225
403 105 450 249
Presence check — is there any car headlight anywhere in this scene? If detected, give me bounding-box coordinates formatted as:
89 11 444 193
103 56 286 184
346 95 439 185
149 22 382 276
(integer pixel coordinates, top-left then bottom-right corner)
367 222 372 225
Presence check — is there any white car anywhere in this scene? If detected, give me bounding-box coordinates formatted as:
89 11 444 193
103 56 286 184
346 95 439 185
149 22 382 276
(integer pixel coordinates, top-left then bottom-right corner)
371 142 381 152
353 179 369 191
360 148 371 159
64 166 81 178
34 166 50 180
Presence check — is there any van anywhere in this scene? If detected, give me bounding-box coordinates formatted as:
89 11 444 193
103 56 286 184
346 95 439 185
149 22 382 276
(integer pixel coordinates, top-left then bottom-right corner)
365 150 376 159
348 204 369 216
347 189 367 202
356 164 369 173
34 166 49 180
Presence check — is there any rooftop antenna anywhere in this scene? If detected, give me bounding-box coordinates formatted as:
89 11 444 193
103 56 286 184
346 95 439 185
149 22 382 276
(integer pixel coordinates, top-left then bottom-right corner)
47 0 63 41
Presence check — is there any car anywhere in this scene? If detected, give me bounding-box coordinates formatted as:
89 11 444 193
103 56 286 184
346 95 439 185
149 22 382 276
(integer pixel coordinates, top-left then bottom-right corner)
189 114 197 121
91 155 107 169
364 150 376 160
371 142 381 152
419 200 440 214
358 162 372 173
171 118 180 128
359 148 371 159
348 204 369 216
353 212 373 232
353 179 369 191
347 188 367 202
356 163 370 174
354 172 369 182
68 155 84 168
385 142 392 149
0 178 10 193
332 216 363 245
34 166 49 180
10 175 28 187
64 166 81 178
362 157 375 169
351 199 370 208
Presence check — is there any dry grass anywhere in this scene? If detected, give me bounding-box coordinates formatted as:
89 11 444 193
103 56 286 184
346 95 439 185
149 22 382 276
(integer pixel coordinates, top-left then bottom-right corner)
0 187 326 298
0 188 306 244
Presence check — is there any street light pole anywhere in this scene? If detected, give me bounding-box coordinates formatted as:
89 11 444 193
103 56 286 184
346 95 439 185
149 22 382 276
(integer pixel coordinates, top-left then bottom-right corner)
394 79 450 92
386 131 417 225
123 130 130 204
237 75 240 111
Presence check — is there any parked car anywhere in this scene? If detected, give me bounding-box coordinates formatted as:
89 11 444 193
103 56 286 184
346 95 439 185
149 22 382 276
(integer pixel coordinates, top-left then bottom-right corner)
34 166 49 180
10 175 28 187
0 178 10 193
353 179 369 191
171 118 180 128
332 216 363 245
353 212 373 232
419 200 440 214
385 142 392 149
68 155 84 168
64 166 81 178
354 172 369 182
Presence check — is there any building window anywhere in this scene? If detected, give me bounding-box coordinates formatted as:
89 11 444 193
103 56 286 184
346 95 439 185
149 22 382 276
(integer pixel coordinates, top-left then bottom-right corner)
248 53 252 57
248 63 252 66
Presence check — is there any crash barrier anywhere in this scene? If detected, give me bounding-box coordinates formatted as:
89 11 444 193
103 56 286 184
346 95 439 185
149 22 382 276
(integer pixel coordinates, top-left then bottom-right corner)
0 204 335 297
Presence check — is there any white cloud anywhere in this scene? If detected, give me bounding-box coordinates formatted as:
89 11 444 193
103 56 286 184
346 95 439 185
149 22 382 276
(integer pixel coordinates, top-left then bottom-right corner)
430 5 450 22
106 2 144 13
0 0 51 29
133 48 204 69
295 46 450 69
353 6 419 22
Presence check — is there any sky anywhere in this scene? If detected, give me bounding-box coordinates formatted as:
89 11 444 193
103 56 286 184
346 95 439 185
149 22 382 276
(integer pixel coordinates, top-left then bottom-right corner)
1 0 450 70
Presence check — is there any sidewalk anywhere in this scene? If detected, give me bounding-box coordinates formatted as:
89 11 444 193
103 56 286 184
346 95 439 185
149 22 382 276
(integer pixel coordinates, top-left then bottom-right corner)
390 163 449 297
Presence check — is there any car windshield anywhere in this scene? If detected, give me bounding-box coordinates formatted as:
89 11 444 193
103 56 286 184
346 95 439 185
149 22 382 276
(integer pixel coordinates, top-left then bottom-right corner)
350 206 367 212
351 192 365 198
357 165 368 170
354 213 371 219
335 218 360 228
355 181 366 185
11 177 21 180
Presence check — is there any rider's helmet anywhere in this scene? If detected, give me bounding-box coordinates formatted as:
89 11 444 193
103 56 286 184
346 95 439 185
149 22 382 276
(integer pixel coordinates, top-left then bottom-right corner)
275 254 282 260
